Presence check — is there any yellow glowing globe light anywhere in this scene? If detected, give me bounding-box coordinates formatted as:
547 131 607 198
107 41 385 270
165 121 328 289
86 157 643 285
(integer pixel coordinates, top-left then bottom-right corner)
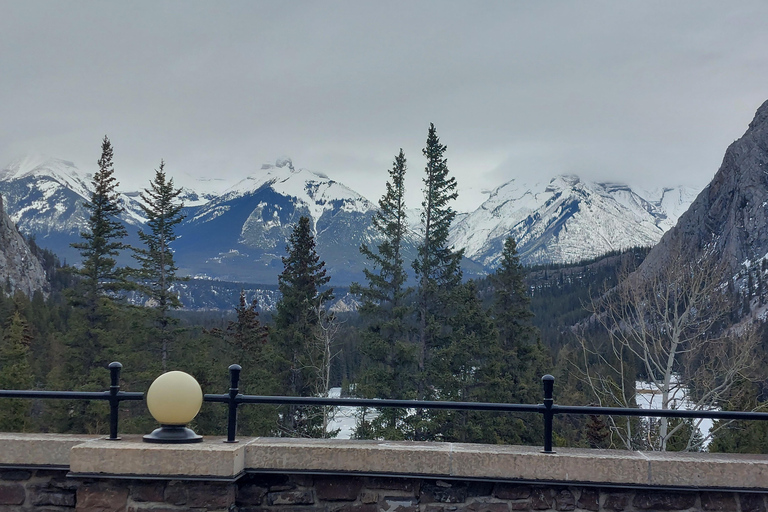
143 371 204 443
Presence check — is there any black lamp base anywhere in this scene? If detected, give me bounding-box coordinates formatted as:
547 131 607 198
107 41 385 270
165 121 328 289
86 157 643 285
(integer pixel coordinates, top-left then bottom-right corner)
143 425 203 444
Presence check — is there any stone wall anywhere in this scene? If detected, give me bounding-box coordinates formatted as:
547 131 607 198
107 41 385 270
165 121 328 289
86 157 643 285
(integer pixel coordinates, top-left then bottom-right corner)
2 469 768 512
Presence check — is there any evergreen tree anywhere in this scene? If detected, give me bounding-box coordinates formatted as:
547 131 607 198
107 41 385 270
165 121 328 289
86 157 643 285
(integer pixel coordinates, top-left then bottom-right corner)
208 291 279 436
70 136 128 316
131 160 185 371
428 281 497 442
485 237 549 444
0 311 33 431
352 149 417 439
65 136 128 389
412 124 463 401
273 216 334 435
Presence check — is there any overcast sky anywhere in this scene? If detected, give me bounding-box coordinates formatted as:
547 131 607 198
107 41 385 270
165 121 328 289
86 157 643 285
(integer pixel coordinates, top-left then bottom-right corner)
2 1 768 211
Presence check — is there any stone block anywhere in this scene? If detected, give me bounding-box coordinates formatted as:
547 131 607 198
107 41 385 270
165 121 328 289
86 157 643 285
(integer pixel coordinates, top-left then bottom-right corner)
316 476 362 501
576 489 598 511
367 477 417 493
31 488 76 507
360 490 378 503
331 505 378 512
493 484 531 500
0 484 25 505
246 438 452 477
267 490 315 505
509 503 531 511
701 492 737 511
465 502 511 512
554 489 575 511
237 483 268 505
741 494 767 512
450 444 648 486
163 480 187 506
0 433 96 467
466 482 494 497
129 481 165 503
70 436 245 478
632 491 697 510
0 470 31 481
76 483 129 512
644 450 768 489
187 483 236 508
381 495 419 512
603 493 630 511
127 507 179 512
421 482 467 503
530 488 553 510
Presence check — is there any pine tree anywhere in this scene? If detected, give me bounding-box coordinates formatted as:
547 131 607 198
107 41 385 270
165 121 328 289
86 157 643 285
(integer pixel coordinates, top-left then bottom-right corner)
71 136 128 316
412 124 463 401
352 149 417 439
131 160 185 371
273 216 334 435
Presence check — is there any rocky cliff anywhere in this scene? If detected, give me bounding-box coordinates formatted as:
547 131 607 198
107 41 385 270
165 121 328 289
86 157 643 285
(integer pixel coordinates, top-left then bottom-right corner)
0 194 48 297
638 99 768 279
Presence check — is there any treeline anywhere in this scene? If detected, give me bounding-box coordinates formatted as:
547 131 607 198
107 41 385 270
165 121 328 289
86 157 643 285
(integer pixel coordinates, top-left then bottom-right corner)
3 131 768 453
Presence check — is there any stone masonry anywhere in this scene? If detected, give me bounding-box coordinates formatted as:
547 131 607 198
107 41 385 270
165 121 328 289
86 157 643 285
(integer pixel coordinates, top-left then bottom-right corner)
2 469 767 512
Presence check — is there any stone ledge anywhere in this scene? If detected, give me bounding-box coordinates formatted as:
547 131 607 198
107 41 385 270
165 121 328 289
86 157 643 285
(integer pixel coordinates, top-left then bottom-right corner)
3 433 768 490
69 435 246 479
0 433 98 467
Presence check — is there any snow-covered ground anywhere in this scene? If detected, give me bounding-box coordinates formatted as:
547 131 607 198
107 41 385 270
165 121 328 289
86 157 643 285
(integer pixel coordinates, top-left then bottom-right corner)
325 387 359 439
635 378 715 449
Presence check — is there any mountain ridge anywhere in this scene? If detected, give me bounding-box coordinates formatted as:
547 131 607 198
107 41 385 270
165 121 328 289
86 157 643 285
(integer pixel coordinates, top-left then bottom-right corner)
0 155 697 284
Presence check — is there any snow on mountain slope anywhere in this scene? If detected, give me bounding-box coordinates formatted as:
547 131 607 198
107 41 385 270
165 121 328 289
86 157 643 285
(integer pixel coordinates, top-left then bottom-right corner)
450 175 697 268
194 158 374 231
175 158 380 284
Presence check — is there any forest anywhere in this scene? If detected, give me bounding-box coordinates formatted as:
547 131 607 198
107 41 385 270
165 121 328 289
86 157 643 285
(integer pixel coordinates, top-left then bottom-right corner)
2 130 768 453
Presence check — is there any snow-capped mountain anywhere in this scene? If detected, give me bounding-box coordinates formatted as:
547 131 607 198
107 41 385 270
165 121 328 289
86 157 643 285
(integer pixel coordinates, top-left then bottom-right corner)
173 158 382 284
449 175 698 268
0 153 697 285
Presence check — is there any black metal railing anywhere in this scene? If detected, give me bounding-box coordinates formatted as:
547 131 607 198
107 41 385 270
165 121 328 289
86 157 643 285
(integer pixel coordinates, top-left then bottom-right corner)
0 362 144 440
4 362 768 452
205 365 768 450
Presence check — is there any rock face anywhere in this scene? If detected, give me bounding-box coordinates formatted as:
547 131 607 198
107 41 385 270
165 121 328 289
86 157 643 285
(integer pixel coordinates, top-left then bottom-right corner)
639 99 768 278
0 194 48 297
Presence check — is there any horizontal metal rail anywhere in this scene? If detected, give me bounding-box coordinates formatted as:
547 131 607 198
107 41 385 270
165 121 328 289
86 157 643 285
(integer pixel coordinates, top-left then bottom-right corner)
0 362 144 440
205 366 768 450
3 363 767 452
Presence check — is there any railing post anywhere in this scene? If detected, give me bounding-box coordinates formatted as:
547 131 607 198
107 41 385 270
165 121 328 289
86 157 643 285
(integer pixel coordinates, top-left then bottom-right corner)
108 362 122 440
225 364 242 443
542 374 555 453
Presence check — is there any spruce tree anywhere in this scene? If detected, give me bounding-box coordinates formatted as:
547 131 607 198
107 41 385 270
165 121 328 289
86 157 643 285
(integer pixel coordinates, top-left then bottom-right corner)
429 281 497 442
131 160 185 371
0 311 33 431
208 291 279 435
352 149 417 439
71 135 128 316
412 124 463 401
273 216 333 435
66 136 128 390
486 237 549 444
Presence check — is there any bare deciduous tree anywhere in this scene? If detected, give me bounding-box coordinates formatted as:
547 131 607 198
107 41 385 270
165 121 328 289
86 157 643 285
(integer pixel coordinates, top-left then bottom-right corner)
579 243 757 451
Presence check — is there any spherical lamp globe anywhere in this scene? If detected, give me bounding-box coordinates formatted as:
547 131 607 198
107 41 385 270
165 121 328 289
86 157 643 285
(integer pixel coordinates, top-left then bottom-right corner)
143 371 204 443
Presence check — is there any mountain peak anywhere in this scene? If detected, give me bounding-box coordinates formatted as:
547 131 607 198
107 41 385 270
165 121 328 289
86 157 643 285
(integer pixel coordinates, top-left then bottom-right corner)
748 99 768 130
639 98 768 280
